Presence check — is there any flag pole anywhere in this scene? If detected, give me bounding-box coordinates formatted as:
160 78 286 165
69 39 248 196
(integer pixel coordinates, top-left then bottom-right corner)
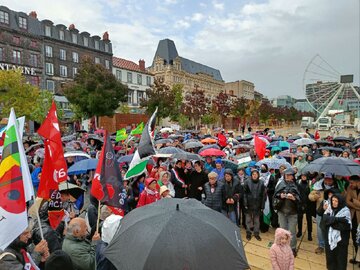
35 206 44 240
96 200 101 233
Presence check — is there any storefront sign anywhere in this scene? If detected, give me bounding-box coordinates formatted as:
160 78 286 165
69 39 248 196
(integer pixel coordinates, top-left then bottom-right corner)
0 63 37 76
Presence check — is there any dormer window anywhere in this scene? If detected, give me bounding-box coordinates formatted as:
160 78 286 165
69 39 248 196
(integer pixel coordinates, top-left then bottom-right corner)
45 25 51 37
59 30 64 40
83 37 88 46
19 17 27 29
72 33 77 44
94 40 99 50
0 11 9 24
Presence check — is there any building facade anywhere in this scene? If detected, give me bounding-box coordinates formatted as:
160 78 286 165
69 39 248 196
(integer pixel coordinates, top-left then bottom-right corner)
148 39 224 98
112 57 154 113
271 95 296 108
0 6 113 119
225 80 255 100
294 99 314 113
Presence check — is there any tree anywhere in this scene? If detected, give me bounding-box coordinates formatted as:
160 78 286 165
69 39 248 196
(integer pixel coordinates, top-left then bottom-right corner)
258 100 274 124
181 85 209 126
0 70 40 119
31 90 64 123
63 57 128 119
140 78 178 122
212 91 231 125
169 83 184 121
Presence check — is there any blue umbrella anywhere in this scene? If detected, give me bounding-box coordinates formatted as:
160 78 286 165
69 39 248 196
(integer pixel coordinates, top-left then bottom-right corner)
118 154 134 163
266 141 290 151
68 158 98 175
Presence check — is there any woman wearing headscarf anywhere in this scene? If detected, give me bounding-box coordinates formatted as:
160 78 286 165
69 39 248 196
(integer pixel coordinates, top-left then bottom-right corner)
322 193 351 270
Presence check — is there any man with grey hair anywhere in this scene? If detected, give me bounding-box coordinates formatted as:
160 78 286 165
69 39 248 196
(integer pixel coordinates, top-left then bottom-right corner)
62 217 100 270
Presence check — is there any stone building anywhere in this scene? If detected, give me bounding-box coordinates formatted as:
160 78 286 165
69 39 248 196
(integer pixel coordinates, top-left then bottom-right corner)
148 38 224 98
225 80 255 100
112 57 154 113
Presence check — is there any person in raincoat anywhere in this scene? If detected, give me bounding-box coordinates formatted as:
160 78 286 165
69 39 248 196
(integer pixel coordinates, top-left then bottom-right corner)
136 178 160 208
222 169 241 224
269 228 294 270
293 152 307 178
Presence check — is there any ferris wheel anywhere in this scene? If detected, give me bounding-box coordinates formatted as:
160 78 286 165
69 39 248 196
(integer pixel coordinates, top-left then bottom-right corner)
303 54 360 123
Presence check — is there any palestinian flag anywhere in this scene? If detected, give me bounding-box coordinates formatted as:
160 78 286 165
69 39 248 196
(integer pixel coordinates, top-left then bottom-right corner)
130 122 144 136
0 109 33 249
263 196 271 225
91 131 127 213
116 128 128 142
125 108 157 180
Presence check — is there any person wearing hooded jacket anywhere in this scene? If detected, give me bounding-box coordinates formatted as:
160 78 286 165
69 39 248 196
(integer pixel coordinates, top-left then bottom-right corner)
158 171 175 198
222 169 241 224
321 193 351 270
269 228 294 270
188 161 208 201
293 152 307 178
243 170 266 241
273 168 301 256
136 178 160 208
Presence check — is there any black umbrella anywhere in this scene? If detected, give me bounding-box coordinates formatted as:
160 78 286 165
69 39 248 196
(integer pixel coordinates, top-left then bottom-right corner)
172 152 202 161
287 135 301 141
154 138 173 145
315 140 333 146
333 136 352 142
117 154 134 163
353 142 360 149
184 141 204 149
105 199 249 270
301 157 360 176
318 146 344 152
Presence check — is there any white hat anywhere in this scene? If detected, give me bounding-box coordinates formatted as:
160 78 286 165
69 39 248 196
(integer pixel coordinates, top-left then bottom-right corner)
101 214 122 244
160 185 170 196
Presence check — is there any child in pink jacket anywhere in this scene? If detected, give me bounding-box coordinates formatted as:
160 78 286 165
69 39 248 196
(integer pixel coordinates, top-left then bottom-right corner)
270 228 294 270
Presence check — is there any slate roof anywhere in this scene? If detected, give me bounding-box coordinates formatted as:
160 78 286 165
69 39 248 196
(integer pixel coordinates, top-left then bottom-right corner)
113 57 148 74
152 39 223 82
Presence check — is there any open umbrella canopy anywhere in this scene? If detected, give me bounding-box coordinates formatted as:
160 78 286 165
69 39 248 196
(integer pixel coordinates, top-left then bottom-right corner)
158 146 186 155
293 138 316 146
184 141 204 149
318 146 344 153
199 148 226 157
67 158 98 175
256 157 292 169
172 152 202 161
117 154 134 164
250 137 270 146
201 138 217 144
315 140 333 146
233 144 252 150
301 157 360 176
266 141 290 151
154 138 173 145
105 199 249 270
198 144 220 153
287 135 302 141
160 127 173 133
58 181 85 199
332 136 352 142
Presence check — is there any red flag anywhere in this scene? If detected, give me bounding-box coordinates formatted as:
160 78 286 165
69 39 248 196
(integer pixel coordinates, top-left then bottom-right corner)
37 101 67 199
314 130 320 141
48 209 65 229
254 136 267 160
217 133 227 148
91 131 126 212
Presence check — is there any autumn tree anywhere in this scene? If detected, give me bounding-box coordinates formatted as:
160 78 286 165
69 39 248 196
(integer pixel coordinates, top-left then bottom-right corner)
258 100 274 124
0 70 40 119
181 85 210 126
140 78 182 122
212 91 231 125
63 57 128 119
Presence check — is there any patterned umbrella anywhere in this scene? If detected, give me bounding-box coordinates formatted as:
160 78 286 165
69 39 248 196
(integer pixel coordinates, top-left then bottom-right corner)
256 157 292 169
293 138 316 146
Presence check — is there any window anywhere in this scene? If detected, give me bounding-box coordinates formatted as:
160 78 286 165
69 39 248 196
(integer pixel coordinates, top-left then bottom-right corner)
83 37 88 47
73 67 78 77
128 90 134 104
137 74 142 85
0 48 3 61
137 91 145 104
0 11 9 24
45 25 51 37
60 65 67 77
94 57 100 64
19 17 27 29
146 76 151 86
59 30 64 40
72 52 79 63
30 40 37 48
116 70 121 80
29 54 37 67
46 80 55 92
72 33 77 44
105 60 110 69
12 50 21 64
45 63 54 75
127 72 132 83
13 36 20 45
59 49 66 60
94 40 99 50
45 46 53 57
105 43 109 52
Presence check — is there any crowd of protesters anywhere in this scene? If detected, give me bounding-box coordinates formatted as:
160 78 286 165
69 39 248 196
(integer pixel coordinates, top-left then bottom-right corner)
0 126 360 270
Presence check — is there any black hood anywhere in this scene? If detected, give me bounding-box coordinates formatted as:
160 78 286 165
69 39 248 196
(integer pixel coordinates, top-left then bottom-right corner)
331 193 346 211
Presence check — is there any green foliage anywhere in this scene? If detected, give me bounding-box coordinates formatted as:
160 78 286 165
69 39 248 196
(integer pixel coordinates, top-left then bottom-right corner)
170 83 184 121
201 113 218 125
0 70 40 120
177 113 191 129
31 91 64 123
63 57 128 118
140 78 181 122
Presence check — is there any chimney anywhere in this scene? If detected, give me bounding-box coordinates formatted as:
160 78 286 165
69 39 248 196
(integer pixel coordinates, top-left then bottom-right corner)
139 59 145 71
29 11 37 19
69 24 75 30
103 31 109 41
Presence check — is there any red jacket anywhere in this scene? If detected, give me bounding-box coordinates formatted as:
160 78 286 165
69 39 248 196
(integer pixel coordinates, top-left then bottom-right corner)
136 178 160 208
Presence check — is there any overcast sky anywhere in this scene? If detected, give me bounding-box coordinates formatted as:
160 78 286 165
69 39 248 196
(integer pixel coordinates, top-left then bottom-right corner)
4 0 359 98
